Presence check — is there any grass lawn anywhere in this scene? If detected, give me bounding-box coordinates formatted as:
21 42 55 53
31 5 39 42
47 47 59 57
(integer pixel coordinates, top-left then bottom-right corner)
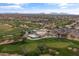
0 23 13 32
0 38 79 55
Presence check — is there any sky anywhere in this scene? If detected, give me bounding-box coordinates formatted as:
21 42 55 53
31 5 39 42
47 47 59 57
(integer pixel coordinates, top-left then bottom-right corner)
0 3 79 14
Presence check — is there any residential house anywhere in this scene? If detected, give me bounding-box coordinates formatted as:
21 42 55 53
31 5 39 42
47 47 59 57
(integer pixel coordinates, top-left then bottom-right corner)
55 28 71 38
67 29 79 41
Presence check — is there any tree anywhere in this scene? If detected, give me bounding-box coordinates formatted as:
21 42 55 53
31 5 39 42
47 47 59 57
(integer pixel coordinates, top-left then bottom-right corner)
22 37 27 43
19 45 27 55
37 43 48 54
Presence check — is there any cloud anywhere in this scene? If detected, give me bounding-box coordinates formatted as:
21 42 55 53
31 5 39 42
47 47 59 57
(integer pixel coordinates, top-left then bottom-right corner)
58 3 68 8
0 5 20 9
47 3 68 9
0 0 79 3
1 8 79 14
0 3 79 14
0 8 79 15
0 4 24 10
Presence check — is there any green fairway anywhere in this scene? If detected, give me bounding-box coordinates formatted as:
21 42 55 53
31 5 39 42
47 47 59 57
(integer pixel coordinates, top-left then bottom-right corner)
0 38 79 56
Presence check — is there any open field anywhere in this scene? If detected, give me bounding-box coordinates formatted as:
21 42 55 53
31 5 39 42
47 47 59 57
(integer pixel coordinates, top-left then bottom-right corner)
0 20 25 40
0 23 13 32
0 38 79 56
